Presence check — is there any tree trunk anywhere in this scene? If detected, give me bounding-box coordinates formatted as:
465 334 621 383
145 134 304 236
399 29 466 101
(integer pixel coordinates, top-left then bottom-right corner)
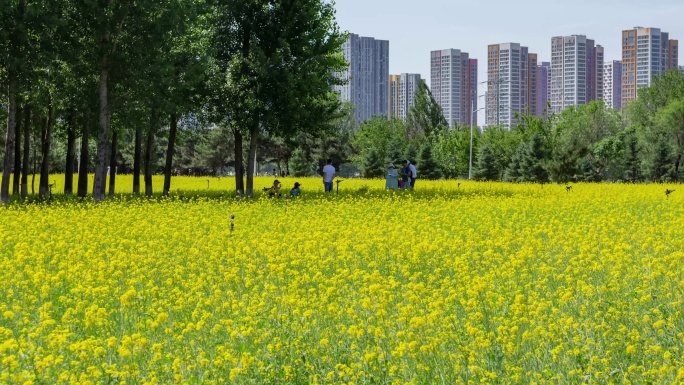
21 104 30 198
12 104 22 195
1 77 18 205
64 105 76 194
144 111 157 197
77 112 90 198
163 113 178 196
245 124 258 197
234 129 245 196
109 131 118 196
31 138 36 196
133 125 142 194
93 54 110 202
39 96 54 199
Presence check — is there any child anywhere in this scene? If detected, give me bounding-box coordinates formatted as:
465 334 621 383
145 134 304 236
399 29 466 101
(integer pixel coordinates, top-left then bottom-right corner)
264 180 282 198
290 182 302 197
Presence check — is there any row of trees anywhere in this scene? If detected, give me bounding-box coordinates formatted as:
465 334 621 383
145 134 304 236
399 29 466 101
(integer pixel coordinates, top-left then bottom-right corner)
1 0 347 204
348 71 684 184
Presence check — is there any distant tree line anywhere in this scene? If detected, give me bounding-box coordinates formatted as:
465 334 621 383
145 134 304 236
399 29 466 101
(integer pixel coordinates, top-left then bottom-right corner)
347 71 684 184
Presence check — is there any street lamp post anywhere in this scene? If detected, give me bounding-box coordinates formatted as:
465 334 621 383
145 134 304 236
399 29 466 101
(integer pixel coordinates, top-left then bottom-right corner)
469 97 486 180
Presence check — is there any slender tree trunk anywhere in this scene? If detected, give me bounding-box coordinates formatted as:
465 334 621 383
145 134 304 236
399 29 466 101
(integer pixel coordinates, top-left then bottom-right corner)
12 104 22 195
245 124 258 197
163 113 178 196
133 125 142 194
77 112 90 198
21 104 30 198
39 96 54 198
31 137 36 196
1 77 18 205
64 105 76 194
234 129 244 196
144 110 157 197
93 54 110 202
109 131 118 196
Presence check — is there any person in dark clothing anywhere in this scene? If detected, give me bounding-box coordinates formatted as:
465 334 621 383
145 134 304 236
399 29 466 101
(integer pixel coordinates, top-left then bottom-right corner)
400 161 411 189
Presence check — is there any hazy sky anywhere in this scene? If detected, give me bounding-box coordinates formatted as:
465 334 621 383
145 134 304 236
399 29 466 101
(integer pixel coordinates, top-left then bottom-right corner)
335 0 683 101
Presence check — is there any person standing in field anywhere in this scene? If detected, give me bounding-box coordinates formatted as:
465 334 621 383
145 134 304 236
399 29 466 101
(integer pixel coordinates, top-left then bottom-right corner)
408 160 417 189
386 163 399 190
401 160 411 189
322 159 336 193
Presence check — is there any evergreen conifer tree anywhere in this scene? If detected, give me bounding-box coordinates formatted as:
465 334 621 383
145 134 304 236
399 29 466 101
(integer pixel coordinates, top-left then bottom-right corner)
362 149 384 178
473 145 499 181
290 147 314 177
417 142 441 180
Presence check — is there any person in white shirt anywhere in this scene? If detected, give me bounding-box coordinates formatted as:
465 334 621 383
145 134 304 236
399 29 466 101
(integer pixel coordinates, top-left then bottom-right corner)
322 159 336 193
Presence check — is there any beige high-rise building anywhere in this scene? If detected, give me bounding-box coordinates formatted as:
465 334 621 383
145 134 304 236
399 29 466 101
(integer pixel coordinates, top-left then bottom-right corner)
388 73 422 121
389 75 401 119
430 49 478 128
486 43 536 128
550 35 604 113
622 27 679 106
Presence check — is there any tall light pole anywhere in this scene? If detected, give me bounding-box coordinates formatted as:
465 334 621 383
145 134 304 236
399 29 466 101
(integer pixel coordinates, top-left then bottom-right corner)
469 96 486 180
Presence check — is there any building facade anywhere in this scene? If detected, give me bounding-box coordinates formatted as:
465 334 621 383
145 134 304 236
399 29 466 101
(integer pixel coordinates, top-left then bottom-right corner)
550 35 604 113
622 27 679 106
388 73 422 120
333 34 390 125
537 62 550 116
603 61 623 110
486 43 536 128
430 49 477 128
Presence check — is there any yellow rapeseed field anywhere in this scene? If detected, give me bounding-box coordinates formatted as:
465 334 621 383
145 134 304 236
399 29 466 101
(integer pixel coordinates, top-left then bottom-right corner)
1 177 683 384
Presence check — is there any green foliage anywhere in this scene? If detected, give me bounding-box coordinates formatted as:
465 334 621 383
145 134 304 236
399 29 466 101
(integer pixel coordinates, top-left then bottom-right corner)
509 133 549 184
407 80 448 137
432 128 471 179
623 131 641 183
630 71 684 182
417 141 441 180
361 148 384 179
290 147 314 177
352 117 405 174
473 145 499 181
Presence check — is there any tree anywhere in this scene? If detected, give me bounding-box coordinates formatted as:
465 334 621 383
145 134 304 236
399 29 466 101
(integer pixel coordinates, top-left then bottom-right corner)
514 133 549 184
473 145 499 181
630 71 684 182
433 128 471 179
407 80 448 138
352 117 404 173
655 98 684 180
623 131 641 183
361 148 383 179
417 141 441 180
210 0 347 197
290 147 314 177
1 0 27 204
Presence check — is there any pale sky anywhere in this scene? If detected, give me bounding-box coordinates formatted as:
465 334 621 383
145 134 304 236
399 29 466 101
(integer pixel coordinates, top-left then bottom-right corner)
335 0 684 120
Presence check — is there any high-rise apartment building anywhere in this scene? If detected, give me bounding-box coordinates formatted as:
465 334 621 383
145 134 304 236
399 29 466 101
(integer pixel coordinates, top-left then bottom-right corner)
550 35 604 113
430 49 477 128
333 34 390 125
603 61 622 110
486 43 536 128
388 73 422 120
622 27 679 106
388 75 400 120
537 62 550 116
